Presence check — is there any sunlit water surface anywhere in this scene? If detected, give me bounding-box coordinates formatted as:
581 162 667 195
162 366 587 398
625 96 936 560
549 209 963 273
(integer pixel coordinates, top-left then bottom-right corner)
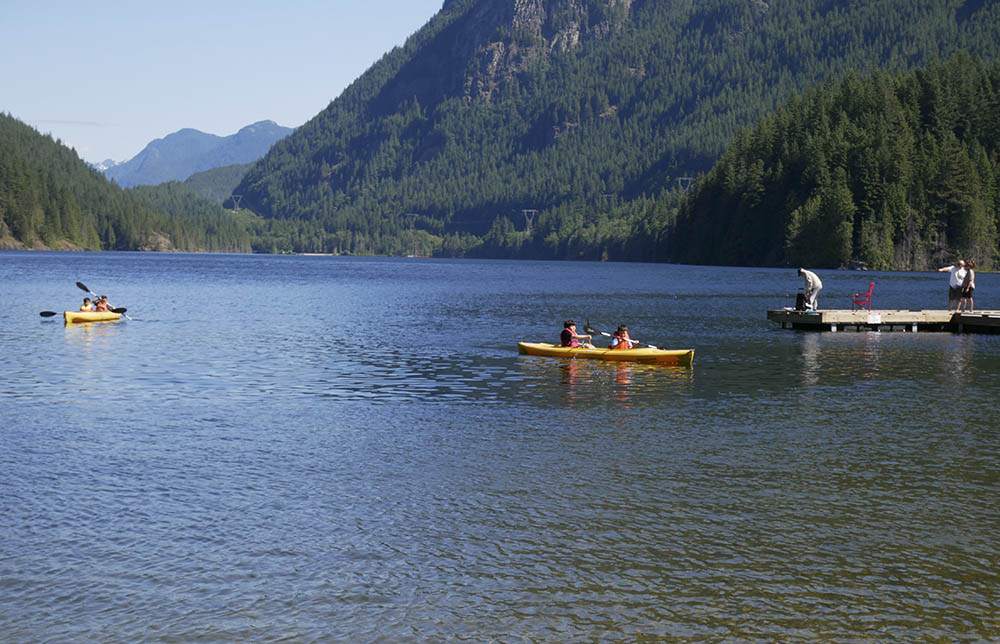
1 252 997 642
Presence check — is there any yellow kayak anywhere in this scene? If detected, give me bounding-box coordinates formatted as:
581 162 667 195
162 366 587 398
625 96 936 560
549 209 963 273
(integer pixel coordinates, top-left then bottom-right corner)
64 310 122 324
518 342 694 366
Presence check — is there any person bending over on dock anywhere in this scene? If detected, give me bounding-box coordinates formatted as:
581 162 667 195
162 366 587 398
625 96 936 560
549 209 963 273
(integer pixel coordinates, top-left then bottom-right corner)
938 260 967 311
958 260 976 313
797 269 823 310
561 320 595 349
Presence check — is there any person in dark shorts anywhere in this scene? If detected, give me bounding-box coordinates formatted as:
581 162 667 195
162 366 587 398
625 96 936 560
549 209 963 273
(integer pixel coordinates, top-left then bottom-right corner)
958 260 976 313
937 260 967 311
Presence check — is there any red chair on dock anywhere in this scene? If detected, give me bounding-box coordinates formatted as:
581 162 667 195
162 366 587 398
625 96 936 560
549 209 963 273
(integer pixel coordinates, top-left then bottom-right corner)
852 282 874 311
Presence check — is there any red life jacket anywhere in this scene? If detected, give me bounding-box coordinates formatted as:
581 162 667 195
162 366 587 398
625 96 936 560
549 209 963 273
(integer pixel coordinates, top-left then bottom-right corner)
561 327 580 347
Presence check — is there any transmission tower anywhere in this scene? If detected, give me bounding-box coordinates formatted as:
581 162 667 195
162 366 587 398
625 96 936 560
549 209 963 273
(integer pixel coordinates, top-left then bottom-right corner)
406 213 418 256
522 209 537 233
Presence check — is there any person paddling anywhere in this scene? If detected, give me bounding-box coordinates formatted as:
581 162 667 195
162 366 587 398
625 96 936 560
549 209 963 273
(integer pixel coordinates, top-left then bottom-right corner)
94 295 113 312
610 325 636 350
560 320 595 348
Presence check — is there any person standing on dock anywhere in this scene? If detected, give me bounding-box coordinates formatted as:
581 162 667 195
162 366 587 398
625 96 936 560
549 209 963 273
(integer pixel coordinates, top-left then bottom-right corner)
798 268 823 310
938 260 967 311
958 260 976 313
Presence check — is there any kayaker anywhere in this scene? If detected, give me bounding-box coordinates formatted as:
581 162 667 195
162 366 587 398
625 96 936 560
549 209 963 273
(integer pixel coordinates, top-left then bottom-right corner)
94 295 112 312
610 325 636 350
80 298 94 311
561 320 595 348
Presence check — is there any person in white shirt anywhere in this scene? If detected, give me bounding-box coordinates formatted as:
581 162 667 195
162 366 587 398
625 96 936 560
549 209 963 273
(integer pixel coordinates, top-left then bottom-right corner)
937 260 967 311
798 268 823 310
958 260 976 313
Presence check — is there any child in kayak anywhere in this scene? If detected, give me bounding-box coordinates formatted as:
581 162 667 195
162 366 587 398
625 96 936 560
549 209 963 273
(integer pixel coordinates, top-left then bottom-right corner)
80 298 94 311
610 325 636 350
561 320 595 348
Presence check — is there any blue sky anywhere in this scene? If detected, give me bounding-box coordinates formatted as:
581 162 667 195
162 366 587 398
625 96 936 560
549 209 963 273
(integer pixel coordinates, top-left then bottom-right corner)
2 0 444 164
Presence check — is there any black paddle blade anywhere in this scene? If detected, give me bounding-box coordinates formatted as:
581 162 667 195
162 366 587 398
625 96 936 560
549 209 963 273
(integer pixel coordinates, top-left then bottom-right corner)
584 320 598 335
76 281 90 293
111 307 127 314
39 311 58 317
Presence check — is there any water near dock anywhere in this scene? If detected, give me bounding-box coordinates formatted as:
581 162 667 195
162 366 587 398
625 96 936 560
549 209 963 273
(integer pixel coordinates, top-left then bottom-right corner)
2 252 998 642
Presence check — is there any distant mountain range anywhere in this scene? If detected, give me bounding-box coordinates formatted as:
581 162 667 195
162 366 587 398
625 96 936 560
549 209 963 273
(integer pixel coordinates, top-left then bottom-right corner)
5 0 1000 266
0 112 252 253
102 120 293 188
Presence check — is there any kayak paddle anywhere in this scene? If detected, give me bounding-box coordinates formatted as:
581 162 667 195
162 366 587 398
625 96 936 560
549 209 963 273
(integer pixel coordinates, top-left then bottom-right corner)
77 281 132 320
584 322 658 349
42 308 125 317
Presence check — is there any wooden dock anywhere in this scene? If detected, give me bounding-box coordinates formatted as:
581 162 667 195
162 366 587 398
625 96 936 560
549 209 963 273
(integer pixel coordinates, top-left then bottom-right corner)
767 309 1000 333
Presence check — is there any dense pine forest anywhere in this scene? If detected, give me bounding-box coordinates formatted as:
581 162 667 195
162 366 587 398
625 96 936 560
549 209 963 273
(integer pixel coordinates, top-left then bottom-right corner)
0 113 252 252
234 0 1000 260
3 0 999 266
670 53 1000 270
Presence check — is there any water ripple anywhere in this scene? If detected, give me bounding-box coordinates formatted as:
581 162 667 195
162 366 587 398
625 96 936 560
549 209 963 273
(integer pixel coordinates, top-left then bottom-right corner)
3 254 999 642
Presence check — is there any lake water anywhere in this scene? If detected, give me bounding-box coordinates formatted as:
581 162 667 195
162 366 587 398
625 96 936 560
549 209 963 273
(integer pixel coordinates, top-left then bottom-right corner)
1 251 997 643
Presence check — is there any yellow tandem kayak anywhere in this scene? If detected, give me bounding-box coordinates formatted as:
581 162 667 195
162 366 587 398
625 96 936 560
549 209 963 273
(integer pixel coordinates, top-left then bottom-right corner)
518 342 694 366
64 310 122 324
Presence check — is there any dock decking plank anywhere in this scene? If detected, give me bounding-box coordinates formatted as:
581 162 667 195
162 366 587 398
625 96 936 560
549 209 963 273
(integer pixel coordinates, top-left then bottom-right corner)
767 309 1000 333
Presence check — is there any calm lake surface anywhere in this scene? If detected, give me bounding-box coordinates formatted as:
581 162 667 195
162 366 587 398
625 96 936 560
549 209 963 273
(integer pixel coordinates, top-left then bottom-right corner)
1 251 997 643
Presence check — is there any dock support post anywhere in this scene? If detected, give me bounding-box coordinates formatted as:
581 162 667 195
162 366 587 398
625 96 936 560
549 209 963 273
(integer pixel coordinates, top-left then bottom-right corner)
831 324 837 332
912 323 917 332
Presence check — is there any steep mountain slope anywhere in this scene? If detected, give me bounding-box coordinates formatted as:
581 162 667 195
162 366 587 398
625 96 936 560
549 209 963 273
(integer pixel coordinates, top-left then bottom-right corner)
0 112 250 252
670 54 1000 270
184 163 252 204
105 120 292 188
233 0 1000 259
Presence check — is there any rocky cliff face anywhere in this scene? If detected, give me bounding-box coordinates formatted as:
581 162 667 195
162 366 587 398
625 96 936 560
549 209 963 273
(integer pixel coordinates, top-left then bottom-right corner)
462 0 633 102
378 0 632 110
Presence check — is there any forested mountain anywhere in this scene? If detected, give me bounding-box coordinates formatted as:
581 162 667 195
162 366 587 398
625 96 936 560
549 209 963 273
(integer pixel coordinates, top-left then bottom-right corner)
234 0 1000 259
128 182 254 252
670 53 1000 270
184 163 253 204
105 120 292 188
0 112 249 252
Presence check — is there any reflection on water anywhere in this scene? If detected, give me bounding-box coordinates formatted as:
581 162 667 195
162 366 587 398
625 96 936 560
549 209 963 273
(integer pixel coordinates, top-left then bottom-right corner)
795 330 984 388
801 332 822 387
64 318 124 346
800 331 887 386
2 253 999 643
518 356 694 408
